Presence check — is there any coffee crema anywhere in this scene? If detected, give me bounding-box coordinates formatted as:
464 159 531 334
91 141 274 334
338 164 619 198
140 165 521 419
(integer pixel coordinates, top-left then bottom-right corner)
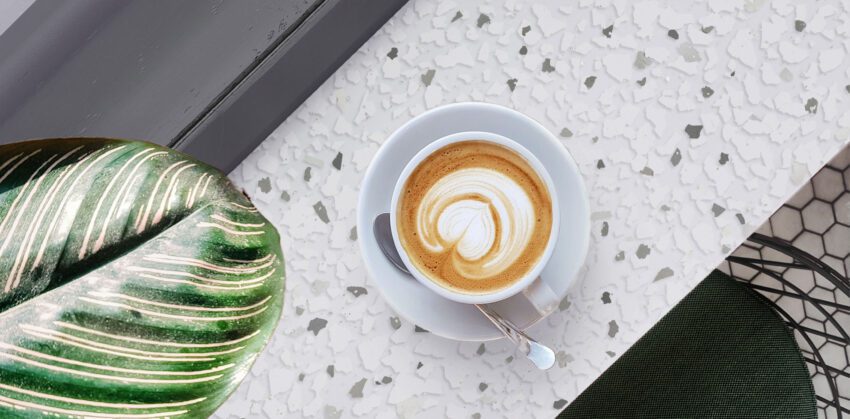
397 140 552 294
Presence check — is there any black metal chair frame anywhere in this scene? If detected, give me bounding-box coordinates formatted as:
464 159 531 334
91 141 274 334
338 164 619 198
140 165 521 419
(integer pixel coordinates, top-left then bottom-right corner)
728 233 850 418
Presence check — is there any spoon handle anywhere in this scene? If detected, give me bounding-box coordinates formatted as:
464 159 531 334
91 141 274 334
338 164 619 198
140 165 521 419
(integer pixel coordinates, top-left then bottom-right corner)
475 304 555 370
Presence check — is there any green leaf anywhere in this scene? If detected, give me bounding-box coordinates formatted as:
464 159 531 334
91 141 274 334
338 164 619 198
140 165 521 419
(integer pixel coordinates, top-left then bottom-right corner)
0 138 284 418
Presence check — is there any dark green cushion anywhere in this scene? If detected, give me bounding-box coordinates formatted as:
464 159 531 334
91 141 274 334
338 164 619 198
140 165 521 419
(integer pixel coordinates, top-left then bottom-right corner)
559 271 815 419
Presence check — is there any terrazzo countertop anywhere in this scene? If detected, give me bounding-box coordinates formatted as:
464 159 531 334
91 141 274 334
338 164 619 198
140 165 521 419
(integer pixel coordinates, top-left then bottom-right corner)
217 0 850 417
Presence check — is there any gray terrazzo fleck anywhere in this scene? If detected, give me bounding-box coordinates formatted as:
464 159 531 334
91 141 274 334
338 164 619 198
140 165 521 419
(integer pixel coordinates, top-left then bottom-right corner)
326 365 335 377
640 166 654 176
303 167 312 182
636 244 651 259
602 24 613 38
280 190 290 201
519 46 527 55
805 98 818 114
386 47 398 59
584 76 596 89
507 78 518 91
677 43 701 62
421 69 436 86
634 51 652 69
655 267 674 281
685 124 703 139
559 296 571 311
606 351 616 357
478 383 488 392
307 318 328 336
736 213 746 224
712 203 725 217
701 26 714 34
670 148 682 166
608 320 619 337
667 29 678 39
313 201 329 223
349 378 367 398
795 20 806 32
476 343 485 355
601 291 611 304
542 58 556 73
615 251 625 261
701 86 714 98
346 286 367 297
597 160 605 169
521 25 531 36
636 77 646 86
258 177 271 193
414 325 428 333
349 226 357 241
719 153 729 165
560 127 573 138
294 306 304 315
451 11 462 22
553 399 568 409
476 13 490 28
332 152 343 170
671 149 682 166
601 221 609 236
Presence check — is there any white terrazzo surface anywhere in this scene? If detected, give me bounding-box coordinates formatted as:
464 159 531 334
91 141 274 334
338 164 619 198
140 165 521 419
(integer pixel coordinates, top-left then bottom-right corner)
218 0 850 417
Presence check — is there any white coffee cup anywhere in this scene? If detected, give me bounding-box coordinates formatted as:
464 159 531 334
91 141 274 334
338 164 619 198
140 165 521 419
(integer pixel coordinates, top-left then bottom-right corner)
389 131 561 314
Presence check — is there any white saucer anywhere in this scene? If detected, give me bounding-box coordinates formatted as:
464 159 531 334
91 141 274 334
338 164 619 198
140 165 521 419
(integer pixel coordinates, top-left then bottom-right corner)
357 102 590 341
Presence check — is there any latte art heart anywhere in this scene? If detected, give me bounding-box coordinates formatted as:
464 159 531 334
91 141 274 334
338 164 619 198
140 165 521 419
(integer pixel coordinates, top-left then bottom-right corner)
420 168 535 279
397 140 553 294
436 198 496 262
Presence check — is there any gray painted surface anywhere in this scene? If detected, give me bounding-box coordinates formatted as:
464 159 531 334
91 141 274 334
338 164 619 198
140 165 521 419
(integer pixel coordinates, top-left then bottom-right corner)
174 0 408 172
0 1 126 137
0 0 320 146
0 0 36 36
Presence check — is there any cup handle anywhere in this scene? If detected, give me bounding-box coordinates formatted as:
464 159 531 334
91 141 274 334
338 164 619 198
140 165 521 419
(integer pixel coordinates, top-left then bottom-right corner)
522 277 559 316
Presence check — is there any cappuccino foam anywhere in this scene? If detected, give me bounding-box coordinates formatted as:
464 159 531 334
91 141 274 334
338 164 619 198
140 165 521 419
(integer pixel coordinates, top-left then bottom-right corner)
397 140 552 294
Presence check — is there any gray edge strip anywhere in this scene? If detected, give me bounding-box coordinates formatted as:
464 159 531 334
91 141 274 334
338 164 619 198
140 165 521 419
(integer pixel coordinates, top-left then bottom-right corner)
171 0 408 172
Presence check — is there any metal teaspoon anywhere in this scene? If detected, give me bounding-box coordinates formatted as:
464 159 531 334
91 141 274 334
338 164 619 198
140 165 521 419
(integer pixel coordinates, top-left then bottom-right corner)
373 213 555 370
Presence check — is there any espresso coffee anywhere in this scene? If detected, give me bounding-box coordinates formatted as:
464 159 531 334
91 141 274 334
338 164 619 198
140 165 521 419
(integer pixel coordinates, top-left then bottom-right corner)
396 140 553 294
